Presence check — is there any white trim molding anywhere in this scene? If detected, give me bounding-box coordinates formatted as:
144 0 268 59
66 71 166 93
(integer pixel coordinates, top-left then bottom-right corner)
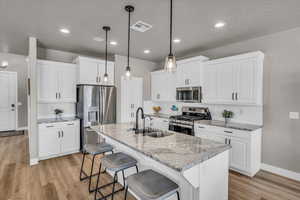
261 163 300 182
30 158 39 166
16 126 28 131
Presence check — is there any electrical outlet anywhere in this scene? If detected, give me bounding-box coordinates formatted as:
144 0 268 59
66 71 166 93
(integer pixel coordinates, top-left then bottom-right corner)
289 112 299 119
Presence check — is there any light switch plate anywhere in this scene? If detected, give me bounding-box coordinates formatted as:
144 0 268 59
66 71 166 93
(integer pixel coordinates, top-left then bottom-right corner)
289 112 299 119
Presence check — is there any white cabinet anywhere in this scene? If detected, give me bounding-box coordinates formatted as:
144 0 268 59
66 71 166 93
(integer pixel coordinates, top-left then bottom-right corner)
151 70 176 101
38 120 79 160
121 77 143 123
37 60 77 103
176 56 208 87
202 52 264 105
75 56 114 85
194 123 261 177
146 117 169 131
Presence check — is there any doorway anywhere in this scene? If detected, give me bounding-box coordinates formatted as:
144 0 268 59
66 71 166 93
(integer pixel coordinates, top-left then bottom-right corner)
0 71 17 132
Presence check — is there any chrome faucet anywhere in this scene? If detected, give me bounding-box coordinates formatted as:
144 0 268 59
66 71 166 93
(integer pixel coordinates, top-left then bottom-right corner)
135 107 145 134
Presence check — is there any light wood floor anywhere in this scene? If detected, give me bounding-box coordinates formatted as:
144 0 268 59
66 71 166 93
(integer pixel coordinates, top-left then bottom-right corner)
0 135 300 200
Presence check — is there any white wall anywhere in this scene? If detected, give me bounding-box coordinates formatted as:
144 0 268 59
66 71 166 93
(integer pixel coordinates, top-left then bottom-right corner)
114 55 159 123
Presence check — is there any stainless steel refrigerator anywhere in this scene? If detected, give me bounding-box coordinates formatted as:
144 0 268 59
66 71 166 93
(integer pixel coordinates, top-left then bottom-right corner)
76 85 116 150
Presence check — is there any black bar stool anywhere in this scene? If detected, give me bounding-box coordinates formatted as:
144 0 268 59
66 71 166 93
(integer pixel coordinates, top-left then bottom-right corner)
80 143 114 193
124 169 180 200
94 152 139 200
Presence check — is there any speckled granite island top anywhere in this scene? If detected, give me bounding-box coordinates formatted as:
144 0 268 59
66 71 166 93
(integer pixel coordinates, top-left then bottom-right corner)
91 123 230 172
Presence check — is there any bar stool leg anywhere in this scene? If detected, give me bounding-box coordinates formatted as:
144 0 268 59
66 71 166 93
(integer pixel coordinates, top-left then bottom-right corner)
94 163 102 200
176 191 180 200
89 155 96 193
111 172 117 200
79 152 86 181
124 185 128 200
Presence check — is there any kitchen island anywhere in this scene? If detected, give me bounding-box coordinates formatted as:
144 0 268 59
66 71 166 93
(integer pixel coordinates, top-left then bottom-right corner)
91 123 231 200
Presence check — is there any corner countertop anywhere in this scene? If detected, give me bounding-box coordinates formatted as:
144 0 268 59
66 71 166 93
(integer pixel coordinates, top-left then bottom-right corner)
144 113 172 119
195 120 262 131
37 117 79 124
91 123 230 172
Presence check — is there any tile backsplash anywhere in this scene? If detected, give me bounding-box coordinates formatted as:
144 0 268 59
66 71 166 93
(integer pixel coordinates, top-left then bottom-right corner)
38 103 76 119
144 100 263 125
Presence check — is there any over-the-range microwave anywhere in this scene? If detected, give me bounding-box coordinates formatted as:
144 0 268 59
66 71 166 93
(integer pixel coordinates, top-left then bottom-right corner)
176 87 202 103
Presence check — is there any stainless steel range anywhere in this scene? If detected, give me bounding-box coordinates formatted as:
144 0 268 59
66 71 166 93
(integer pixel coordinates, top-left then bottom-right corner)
169 107 212 136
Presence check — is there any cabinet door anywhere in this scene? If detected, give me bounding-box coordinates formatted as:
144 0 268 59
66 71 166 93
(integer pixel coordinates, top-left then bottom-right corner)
60 121 79 153
229 137 248 171
78 59 99 84
176 64 186 87
165 72 176 101
236 59 257 104
217 62 236 103
38 62 59 102
58 65 77 102
202 64 218 103
151 72 163 101
39 125 60 157
185 61 202 86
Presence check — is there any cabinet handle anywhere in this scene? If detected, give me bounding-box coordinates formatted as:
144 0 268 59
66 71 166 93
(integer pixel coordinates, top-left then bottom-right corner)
46 125 54 128
59 93 61 99
224 130 233 134
58 131 60 138
225 138 227 144
229 139 231 145
232 92 234 100
163 120 169 122
98 76 101 83
198 126 205 129
62 131 64 137
56 93 58 99
235 92 238 100
67 123 74 125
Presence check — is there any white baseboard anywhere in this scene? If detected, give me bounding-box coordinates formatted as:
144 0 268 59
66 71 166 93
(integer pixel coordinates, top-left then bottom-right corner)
261 163 300 182
16 126 28 131
30 158 39 166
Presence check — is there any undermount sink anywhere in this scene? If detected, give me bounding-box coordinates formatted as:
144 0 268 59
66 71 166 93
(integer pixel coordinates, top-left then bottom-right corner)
128 127 173 138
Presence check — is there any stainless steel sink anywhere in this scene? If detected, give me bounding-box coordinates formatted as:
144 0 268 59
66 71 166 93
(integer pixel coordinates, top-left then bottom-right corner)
145 131 174 138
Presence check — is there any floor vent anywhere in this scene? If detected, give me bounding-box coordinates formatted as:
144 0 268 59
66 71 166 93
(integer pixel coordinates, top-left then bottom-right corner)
131 21 152 32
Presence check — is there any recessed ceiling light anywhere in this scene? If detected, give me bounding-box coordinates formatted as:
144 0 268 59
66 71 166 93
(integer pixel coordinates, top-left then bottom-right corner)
110 41 118 46
173 38 181 43
60 28 70 34
214 22 226 28
0 61 8 68
144 49 151 54
93 37 104 42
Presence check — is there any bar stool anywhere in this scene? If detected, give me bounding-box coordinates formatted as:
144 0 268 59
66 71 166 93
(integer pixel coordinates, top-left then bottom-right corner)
124 169 180 200
80 143 114 193
94 152 139 200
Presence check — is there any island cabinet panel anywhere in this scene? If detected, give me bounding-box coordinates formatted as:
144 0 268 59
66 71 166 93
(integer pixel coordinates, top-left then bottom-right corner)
75 56 114 86
38 120 79 160
37 60 77 103
194 123 262 177
151 70 176 102
202 51 264 105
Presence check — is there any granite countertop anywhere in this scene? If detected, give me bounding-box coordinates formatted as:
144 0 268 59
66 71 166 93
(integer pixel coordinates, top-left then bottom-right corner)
37 117 79 124
144 113 172 119
91 123 230 172
195 120 262 131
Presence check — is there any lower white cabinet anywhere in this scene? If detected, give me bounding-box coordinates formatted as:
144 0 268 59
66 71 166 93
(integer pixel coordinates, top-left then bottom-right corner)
194 124 261 177
146 117 169 131
39 120 80 160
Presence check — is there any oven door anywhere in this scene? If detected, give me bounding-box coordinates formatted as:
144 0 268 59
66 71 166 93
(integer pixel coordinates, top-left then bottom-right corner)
169 123 194 136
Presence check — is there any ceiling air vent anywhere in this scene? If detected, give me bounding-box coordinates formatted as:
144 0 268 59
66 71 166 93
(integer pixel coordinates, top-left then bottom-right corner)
131 21 152 32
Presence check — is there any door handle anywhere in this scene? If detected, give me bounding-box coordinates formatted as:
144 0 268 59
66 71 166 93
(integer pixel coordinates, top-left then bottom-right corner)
232 92 234 100
224 130 233 134
235 92 238 100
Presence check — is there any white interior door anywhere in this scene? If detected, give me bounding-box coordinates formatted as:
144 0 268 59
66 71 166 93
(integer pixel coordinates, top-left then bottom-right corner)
0 72 17 131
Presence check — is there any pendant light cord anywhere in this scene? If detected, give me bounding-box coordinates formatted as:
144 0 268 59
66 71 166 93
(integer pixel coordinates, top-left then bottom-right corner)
169 0 173 56
105 28 108 74
127 10 131 67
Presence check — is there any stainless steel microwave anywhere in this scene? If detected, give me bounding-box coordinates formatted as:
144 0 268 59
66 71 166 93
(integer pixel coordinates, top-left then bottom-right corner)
176 87 202 102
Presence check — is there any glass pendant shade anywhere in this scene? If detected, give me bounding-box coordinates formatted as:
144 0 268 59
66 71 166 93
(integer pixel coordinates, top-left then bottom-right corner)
125 66 131 78
103 73 108 82
164 54 177 72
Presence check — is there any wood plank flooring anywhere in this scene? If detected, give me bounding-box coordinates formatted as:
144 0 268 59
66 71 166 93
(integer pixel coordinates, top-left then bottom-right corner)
0 134 299 200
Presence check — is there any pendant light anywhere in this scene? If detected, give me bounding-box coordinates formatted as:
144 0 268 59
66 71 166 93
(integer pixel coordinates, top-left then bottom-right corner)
164 0 177 72
103 26 110 82
125 5 134 78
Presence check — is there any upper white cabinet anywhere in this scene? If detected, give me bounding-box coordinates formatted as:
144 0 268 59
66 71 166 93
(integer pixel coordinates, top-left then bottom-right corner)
75 56 114 86
37 60 77 103
203 52 264 105
151 70 176 101
176 56 208 87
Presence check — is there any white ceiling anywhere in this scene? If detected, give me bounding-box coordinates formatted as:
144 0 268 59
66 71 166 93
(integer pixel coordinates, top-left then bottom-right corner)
1 0 300 61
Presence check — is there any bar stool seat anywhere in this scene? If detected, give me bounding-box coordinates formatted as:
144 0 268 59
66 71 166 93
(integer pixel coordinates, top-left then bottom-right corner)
125 169 180 200
94 152 139 200
101 152 138 171
84 143 113 155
